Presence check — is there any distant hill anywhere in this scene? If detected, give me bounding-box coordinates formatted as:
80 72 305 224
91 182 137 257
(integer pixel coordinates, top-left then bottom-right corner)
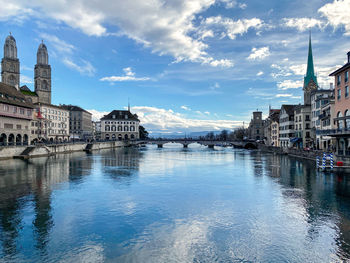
149 130 233 139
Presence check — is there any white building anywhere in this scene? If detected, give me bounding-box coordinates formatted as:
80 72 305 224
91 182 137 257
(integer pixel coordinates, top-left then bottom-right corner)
101 110 140 140
279 105 296 148
31 103 69 142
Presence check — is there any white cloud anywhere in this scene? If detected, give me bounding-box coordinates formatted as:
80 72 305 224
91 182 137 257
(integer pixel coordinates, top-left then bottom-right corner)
63 58 96 76
181 105 191 111
202 16 264 40
100 67 150 82
20 75 33 84
277 80 303 90
319 0 350 35
220 0 247 9
40 33 75 54
282 18 324 31
247 47 270 61
0 0 238 67
87 109 110 121
275 94 291 97
0 1 32 23
257 71 264 76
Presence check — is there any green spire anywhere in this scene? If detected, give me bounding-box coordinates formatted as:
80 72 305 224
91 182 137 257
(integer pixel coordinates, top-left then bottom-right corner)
304 32 318 88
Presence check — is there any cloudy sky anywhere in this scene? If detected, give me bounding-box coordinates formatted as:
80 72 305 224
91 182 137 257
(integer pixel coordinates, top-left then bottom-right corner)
0 0 349 134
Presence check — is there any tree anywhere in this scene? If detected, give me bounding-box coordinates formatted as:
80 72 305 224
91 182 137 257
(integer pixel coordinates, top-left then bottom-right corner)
139 125 149 139
219 130 228 141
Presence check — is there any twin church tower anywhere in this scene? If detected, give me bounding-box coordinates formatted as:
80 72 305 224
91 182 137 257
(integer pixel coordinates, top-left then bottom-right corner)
1 33 51 104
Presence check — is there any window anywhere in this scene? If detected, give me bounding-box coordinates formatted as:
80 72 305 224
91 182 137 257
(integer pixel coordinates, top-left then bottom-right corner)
346 86 349 98
338 89 341 100
346 71 349 83
337 75 341 85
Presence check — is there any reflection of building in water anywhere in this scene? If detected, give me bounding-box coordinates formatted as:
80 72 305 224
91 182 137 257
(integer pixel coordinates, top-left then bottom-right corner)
266 155 350 259
0 154 74 258
101 148 142 179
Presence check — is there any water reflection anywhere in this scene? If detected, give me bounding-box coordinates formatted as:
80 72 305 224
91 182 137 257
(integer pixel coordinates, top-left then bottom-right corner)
0 147 348 262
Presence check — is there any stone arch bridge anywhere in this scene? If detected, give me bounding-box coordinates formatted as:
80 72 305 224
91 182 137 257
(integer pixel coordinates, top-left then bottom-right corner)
131 139 258 149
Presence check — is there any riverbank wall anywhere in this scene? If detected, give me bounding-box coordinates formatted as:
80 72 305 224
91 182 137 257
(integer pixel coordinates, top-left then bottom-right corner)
0 141 127 160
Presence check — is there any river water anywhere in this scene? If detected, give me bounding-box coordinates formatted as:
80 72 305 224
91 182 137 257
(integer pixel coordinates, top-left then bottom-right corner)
0 144 349 262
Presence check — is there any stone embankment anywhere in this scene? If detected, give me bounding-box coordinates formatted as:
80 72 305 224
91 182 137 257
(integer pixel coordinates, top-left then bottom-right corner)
0 141 126 160
258 144 350 166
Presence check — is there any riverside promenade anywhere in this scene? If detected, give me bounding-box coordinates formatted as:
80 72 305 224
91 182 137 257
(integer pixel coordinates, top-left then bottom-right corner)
0 140 127 160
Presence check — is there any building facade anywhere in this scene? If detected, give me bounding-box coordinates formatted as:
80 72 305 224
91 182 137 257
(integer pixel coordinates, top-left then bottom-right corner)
0 82 34 145
248 111 264 141
60 105 92 140
328 52 350 156
92 121 101 140
279 105 296 148
294 105 312 149
311 89 334 149
101 110 140 140
263 108 280 146
31 103 69 142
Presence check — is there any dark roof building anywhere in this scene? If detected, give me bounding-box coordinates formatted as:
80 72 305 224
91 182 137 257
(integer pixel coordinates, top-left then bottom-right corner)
101 110 140 122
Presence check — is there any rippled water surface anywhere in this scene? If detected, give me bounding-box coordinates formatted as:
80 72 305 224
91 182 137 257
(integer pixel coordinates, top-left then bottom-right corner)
0 144 350 262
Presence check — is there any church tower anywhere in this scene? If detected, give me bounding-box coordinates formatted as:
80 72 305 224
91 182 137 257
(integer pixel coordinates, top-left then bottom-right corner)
303 33 318 105
35 42 51 104
1 33 20 88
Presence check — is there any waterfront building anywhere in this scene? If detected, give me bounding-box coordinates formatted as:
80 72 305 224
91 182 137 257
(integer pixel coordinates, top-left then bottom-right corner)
60 105 92 140
311 89 334 149
101 109 140 140
92 121 101 140
279 105 296 148
248 111 264 141
270 110 280 147
263 108 280 146
328 51 350 157
31 103 69 142
0 82 34 145
294 104 312 149
318 95 336 151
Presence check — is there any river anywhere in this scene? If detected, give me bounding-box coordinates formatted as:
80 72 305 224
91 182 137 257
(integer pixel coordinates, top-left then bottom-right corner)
0 144 349 262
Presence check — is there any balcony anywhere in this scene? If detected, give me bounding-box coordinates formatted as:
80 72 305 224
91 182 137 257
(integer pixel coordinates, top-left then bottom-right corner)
318 113 330 120
316 128 350 136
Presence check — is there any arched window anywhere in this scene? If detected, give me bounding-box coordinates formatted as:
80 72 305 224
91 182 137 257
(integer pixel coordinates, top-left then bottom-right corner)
338 111 343 129
8 75 15 86
111 125 116 131
124 126 129 131
130 126 135 131
105 134 110 140
346 110 350 129
118 126 122 131
42 80 48 90
105 125 110 131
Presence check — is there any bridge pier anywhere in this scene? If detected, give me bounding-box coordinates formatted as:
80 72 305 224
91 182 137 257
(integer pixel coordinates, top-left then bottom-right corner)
183 144 188 148
208 144 214 149
157 144 163 148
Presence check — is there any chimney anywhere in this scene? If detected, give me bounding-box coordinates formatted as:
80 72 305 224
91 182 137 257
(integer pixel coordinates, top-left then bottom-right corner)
348 51 350 63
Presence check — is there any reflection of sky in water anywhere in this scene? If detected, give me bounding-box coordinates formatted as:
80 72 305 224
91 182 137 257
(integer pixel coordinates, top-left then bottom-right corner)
0 146 349 262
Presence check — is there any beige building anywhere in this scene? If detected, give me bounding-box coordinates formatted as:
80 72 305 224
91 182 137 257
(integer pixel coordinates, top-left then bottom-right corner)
31 103 69 142
60 105 92 140
101 110 140 140
0 82 34 145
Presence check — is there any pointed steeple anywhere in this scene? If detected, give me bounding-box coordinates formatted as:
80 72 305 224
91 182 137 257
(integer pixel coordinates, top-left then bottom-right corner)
304 32 318 88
